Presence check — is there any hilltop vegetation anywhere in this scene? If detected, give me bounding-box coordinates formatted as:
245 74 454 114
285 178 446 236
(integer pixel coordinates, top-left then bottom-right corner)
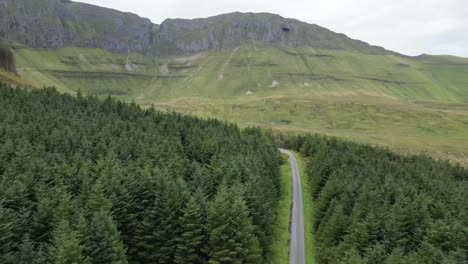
282 135 468 263
0 83 281 263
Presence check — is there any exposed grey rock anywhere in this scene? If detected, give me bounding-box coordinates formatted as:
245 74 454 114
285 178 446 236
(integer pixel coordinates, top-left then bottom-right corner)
0 2 395 57
0 0 154 53
154 12 393 56
270 80 280 88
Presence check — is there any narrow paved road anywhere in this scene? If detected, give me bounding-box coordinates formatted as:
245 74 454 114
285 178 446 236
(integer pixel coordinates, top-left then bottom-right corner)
280 149 306 264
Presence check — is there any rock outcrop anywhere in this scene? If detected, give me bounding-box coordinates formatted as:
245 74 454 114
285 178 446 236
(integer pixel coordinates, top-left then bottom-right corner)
0 0 153 53
0 1 393 56
153 12 392 56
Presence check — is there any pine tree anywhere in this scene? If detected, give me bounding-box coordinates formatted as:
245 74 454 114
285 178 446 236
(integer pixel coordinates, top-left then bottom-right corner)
53 192 76 227
105 174 135 249
243 167 277 248
85 180 113 217
230 188 262 263
150 176 188 263
74 213 89 256
206 185 262 264
174 190 207 264
124 172 158 263
385 247 411 264
86 210 127 264
415 242 444 264
0 203 16 264
48 219 90 264
365 244 386 264
19 234 36 264
206 185 236 263
340 248 367 264
343 220 369 255
31 196 55 243
315 201 348 262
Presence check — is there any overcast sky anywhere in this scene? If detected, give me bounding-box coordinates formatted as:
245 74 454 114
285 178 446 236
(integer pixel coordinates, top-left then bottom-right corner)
79 0 468 57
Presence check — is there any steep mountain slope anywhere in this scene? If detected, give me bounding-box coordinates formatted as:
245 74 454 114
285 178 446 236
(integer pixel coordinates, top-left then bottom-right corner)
143 46 467 102
1 1 467 165
154 12 392 56
1 1 391 56
0 0 153 53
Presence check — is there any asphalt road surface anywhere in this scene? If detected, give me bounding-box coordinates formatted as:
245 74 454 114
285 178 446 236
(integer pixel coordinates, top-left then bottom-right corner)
280 149 306 264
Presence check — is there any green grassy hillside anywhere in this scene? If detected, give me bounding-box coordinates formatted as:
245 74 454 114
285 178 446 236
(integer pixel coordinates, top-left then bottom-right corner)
14 47 158 95
13 44 468 165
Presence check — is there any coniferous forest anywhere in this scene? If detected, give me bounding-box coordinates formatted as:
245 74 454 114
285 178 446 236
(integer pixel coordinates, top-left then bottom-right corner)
282 135 467 263
1 82 467 264
0 84 281 264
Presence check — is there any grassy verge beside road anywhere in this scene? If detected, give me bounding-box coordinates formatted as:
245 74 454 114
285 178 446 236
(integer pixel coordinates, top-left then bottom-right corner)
264 154 293 263
292 151 317 264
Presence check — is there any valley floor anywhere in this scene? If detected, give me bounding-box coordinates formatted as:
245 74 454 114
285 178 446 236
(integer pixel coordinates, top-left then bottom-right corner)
150 94 468 167
11 45 468 166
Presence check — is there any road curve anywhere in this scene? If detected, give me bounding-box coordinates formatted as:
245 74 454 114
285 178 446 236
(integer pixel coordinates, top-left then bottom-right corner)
280 149 306 264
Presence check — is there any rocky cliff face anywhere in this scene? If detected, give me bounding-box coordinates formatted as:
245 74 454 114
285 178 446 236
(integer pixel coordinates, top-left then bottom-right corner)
153 12 391 56
0 0 153 53
0 1 392 56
